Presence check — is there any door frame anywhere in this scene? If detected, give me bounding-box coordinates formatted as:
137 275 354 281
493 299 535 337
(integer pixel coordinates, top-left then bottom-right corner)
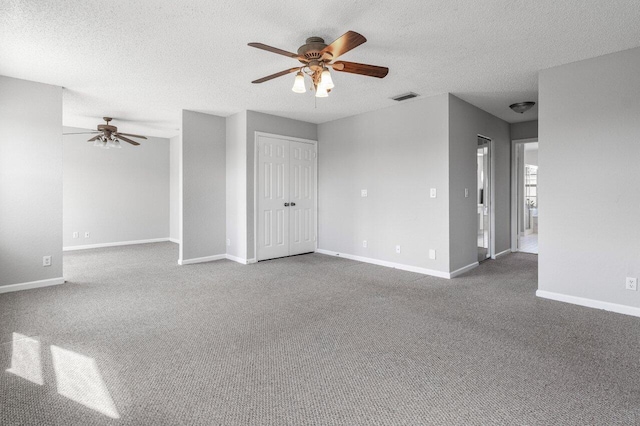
253 131 318 262
477 134 495 260
510 137 538 252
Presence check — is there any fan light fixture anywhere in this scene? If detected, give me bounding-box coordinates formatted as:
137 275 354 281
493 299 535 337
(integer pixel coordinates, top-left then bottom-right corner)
320 69 334 90
510 102 536 114
315 83 329 98
291 66 335 98
292 71 306 93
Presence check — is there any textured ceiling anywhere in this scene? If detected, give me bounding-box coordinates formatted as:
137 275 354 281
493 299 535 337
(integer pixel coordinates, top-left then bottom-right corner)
1 0 639 137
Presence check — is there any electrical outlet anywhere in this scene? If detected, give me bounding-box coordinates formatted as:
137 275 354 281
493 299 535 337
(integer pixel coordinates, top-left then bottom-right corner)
363 240 367 248
465 188 469 198
429 249 436 260
395 245 401 254
72 231 79 239
361 189 368 197
226 239 231 246
430 188 437 198
84 232 90 238
626 277 638 291
43 256 51 267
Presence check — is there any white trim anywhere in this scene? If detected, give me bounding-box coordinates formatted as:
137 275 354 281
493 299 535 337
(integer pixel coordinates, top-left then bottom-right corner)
491 248 511 260
0 277 65 294
254 132 318 262
178 130 184 264
247 258 257 264
536 290 640 318
169 238 180 244
449 262 480 278
178 254 226 265
315 249 454 279
477 135 495 259
225 254 250 264
63 238 170 251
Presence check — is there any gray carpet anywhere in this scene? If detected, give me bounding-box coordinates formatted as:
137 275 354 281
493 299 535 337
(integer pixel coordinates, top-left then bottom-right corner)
1 243 639 425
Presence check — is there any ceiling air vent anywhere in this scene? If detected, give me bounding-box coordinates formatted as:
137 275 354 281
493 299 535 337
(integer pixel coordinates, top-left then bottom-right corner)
391 92 419 102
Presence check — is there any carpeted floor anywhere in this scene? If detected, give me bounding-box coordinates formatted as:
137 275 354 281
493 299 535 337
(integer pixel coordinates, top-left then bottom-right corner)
1 243 639 425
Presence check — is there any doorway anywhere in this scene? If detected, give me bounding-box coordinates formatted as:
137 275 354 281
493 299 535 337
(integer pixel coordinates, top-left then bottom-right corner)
477 136 492 262
511 139 539 254
255 133 317 261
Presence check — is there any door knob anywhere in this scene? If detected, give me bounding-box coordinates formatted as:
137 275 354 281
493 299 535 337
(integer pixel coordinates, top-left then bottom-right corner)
291 202 296 206
284 203 290 207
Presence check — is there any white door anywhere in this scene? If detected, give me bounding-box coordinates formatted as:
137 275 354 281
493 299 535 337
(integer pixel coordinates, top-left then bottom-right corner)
257 135 316 261
257 137 290 261
289 141 316 256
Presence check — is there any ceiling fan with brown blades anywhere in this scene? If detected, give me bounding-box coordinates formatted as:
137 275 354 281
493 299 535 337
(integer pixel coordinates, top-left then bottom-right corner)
63 117 147 149
248 30 389 97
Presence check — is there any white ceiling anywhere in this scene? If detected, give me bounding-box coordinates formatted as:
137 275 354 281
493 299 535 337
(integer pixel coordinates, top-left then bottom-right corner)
1 0 639 138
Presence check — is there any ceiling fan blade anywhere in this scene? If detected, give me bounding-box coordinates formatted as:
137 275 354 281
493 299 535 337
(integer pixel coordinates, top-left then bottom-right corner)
252 67 300 84
87 134 102 142
64 131 100 135
332 61 389 78
248 42 302 60
321 31 366 60
115 132 147 139
116 135 140 146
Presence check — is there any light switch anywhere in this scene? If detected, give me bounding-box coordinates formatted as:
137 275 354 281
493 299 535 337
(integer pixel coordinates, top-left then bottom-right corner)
361 189 368 197
429 249 436 260
465 188 469 198
430 188 437 198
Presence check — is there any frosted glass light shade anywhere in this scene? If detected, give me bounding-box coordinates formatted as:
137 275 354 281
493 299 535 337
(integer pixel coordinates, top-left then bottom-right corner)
320 69 334 90
292 72 306 93
315 84 328 98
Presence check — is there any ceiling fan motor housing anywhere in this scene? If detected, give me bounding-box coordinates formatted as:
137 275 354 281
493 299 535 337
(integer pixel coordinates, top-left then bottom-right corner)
298 37 332 65
97 124 117 133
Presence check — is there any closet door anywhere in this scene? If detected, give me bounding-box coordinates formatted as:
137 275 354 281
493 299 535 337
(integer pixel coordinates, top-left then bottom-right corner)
289 141 316 256
257 137 289 261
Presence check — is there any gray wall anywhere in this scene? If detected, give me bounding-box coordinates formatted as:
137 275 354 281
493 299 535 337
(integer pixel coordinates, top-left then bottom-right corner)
226 111 247 259
245 111 317 260
510 120 538 140
63 127 169 248
539 47 640 308
169 135 180 242
448 95 511 270
318 95 451 273
181 110 226 261
0 76 63 286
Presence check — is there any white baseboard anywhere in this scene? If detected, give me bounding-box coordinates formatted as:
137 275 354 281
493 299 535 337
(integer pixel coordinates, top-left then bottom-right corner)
449 262 479 278
225 254 250 264
491 248 511 260
178 254 226 265
223 255 258 265
168 238 180 244
0 277 65 294
63 238 170 251
536 290 640 318
315 249 452 279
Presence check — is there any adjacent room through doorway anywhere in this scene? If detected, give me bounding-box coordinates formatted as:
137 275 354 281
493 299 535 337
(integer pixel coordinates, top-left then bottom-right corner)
513 141 538 254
